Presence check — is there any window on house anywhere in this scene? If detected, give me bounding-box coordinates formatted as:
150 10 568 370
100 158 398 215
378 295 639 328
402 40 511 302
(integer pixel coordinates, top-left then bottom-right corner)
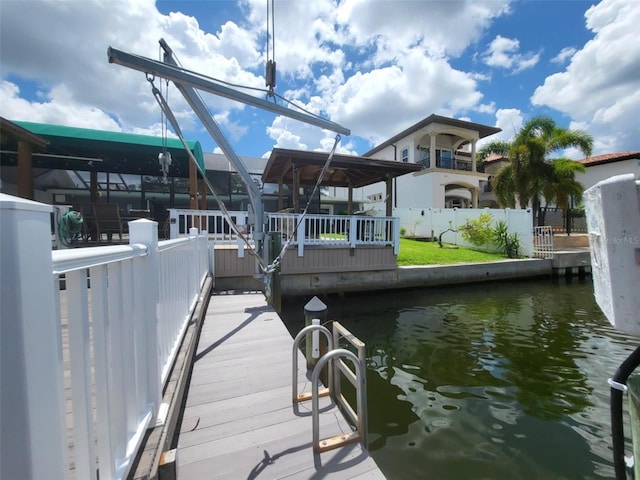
401 148 409 163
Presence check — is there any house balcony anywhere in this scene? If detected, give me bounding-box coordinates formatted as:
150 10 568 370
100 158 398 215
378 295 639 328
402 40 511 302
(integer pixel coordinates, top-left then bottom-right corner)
418 158 482 173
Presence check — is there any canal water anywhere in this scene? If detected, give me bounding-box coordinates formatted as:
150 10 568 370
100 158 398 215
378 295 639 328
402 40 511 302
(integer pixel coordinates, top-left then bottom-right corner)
280 279 639 480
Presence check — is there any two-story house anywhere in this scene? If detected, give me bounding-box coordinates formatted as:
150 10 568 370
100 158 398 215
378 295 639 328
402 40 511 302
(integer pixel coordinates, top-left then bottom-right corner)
358 114 501 210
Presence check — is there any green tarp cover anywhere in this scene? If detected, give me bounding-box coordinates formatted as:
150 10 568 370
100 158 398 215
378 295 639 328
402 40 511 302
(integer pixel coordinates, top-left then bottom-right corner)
9 120 204 177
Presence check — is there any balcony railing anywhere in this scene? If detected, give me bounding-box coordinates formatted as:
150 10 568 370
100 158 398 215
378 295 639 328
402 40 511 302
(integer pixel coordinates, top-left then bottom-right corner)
418 158 476 172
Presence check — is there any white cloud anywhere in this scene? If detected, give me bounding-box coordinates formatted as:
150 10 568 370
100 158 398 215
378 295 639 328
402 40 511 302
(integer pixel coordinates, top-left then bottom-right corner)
324 48 485 146
483 35 540 73
6 0 588 161
0 0 263 135
0 80 120 131
551 47 577 65
531 0 640 154
336 0 511 61
476 108 523 151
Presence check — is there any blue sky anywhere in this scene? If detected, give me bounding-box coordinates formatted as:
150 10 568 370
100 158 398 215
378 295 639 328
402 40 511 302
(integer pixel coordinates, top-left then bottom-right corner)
1 0 638 161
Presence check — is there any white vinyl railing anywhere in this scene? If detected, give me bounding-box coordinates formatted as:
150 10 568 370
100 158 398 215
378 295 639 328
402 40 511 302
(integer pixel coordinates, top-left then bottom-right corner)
168 208 250 244
167 209 400 257
268 213 400 255
1 194 211 480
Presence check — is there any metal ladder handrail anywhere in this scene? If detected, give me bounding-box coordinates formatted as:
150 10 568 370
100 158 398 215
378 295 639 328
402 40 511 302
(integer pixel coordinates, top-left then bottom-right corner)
292 324 333 403
312 349 367 452
291 322 368 452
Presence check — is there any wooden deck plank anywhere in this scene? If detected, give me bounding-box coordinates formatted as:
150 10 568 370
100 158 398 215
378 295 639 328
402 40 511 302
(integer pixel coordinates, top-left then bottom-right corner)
177 292 384 479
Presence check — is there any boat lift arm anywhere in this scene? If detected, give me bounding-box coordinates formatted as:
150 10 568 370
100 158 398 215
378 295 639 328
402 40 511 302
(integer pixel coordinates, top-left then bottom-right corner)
107 39 350 255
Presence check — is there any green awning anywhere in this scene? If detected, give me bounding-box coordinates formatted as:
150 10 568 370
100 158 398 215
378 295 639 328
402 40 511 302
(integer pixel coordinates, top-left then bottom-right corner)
3 121 204 178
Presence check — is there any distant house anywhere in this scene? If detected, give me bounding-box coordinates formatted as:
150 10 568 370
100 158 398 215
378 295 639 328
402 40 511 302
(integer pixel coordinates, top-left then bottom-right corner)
576 151 640 192
472 151 640 210
358 114 501 210
477 153 509 208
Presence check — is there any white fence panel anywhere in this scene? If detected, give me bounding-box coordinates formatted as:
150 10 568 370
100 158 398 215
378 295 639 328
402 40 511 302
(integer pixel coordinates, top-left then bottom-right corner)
394 207 534 257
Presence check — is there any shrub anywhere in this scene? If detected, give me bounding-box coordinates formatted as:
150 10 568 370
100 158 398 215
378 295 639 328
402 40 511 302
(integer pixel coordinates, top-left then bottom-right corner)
493 220 520 258
400 226 407 237
458 213 494 247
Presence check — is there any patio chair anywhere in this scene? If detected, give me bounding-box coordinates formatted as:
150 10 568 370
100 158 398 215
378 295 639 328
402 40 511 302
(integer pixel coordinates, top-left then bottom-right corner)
92 203 123 243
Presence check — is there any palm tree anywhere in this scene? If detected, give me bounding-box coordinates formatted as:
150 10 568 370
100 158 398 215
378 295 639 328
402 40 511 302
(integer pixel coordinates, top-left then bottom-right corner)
478 115 593 225
542 158 586 233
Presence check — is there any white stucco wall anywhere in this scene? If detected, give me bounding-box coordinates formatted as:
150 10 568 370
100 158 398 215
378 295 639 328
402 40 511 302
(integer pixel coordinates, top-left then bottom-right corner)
360 169 486 211
576 159 640 193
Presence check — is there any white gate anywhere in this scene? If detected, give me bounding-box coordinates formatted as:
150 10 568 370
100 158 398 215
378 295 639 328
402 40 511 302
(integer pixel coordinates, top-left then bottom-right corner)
533 226 554 259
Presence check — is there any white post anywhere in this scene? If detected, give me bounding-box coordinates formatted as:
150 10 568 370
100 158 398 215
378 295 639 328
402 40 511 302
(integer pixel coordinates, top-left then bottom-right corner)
189 227 199 300
297 215 305 257
312 319 320 359
0 194 66 480
471 139 477 173
128 219 162 422
393 217 400 255
349 216 357 248
168 209 178 239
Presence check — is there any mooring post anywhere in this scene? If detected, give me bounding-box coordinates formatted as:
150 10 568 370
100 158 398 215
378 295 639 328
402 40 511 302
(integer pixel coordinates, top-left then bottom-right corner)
304 296 328 370
266 232 282 312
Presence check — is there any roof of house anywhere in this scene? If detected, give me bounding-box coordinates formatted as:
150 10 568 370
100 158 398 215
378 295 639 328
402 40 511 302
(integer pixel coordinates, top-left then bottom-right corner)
482 153 508 164
363 114 501 157
577 151 640 167
1 120 204 177
262 148 421 188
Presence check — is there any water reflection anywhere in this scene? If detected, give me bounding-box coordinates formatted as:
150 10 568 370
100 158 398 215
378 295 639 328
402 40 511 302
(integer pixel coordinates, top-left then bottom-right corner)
281 279 640 480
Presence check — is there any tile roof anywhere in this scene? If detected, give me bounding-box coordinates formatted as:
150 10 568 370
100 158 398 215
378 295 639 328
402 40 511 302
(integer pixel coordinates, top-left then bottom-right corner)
577 151 640 166
482 153 508 164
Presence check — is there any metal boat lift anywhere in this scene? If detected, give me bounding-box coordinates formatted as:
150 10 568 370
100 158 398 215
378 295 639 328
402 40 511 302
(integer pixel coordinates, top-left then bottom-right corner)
107 39 350 264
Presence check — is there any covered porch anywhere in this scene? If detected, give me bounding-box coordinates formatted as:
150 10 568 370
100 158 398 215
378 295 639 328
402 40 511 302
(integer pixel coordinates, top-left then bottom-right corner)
262 147 421 216
0 117 208 239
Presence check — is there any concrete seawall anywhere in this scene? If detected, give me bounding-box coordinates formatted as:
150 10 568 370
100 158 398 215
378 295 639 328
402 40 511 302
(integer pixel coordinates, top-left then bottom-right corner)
279 258 553 296
214 250 592 297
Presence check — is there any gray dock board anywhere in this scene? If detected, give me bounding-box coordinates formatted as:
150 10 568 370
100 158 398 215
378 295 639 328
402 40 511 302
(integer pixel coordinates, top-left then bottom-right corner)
177 292 385 479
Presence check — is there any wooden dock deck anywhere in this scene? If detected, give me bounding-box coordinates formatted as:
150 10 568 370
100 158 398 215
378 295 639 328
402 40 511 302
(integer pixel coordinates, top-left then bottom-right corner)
176 292 385 479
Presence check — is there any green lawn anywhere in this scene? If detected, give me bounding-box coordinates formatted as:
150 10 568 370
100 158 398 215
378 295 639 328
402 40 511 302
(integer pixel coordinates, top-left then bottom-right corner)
397 238 507 266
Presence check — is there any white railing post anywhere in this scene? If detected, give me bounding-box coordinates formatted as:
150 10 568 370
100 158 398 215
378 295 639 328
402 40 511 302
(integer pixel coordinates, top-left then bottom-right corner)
128 219 162 421
0 194 66 480
169 209 179 239
189 227 199 300
349 216 358 248
297 215 305 257
393 217 400 255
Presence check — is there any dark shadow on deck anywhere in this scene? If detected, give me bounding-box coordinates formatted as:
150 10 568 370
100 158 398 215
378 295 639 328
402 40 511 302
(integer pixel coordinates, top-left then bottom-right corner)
194 305 270 362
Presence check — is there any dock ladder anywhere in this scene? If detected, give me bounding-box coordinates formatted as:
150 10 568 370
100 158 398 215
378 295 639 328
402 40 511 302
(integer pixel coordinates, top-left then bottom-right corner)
292 321 368 453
